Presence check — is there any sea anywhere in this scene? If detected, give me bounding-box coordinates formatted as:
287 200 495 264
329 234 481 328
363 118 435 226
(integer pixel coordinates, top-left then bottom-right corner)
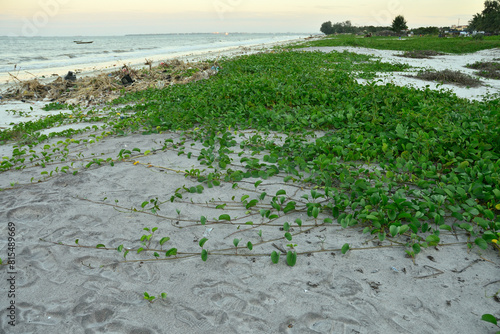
0 33 309 83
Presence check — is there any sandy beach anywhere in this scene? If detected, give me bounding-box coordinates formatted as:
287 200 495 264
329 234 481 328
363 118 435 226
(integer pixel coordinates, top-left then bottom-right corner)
0 35 313 88
0 43 499 334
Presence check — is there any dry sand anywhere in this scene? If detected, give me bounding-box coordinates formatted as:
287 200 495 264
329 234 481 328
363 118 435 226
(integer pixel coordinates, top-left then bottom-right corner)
0 46 499 334
300 46 500 101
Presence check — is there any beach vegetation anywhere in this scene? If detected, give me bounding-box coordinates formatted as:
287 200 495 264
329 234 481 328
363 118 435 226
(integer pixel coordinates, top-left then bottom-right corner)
2 42 499 287
294 34 500 54
143 292 167 303
465 60 500 79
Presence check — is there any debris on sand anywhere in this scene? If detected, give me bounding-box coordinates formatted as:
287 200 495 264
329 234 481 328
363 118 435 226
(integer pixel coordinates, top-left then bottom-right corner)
410 69 482 87
397 50 445 59
2 59 221 106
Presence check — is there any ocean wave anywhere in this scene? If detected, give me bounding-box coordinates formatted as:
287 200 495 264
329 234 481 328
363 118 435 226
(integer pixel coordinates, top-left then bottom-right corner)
20 56 49 62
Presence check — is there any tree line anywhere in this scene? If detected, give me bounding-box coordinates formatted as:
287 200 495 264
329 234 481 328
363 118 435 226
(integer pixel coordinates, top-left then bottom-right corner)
469 0 500 33
321 1 499 36
320 20 391 35
320 15 409 35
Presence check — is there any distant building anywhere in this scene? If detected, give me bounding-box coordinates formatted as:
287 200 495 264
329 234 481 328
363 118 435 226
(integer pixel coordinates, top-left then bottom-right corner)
451 25 468 31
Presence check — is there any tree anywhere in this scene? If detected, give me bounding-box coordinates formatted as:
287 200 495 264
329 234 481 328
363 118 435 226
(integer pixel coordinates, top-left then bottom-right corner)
392 15 408 33
412 26 440 35
320 21 333 35
320 20 357 34
469 0 500 33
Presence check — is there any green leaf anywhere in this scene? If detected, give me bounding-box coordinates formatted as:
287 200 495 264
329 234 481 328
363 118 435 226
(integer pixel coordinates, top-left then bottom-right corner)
218 214 231 221
201 249 208 261
233 238 240 247
200 216 207 225
123 250 129 258
199 238 208 248
165 248 177 256
96 244 105 248
283 222 290 231
425 235 440 246
141 201 148 208
283 202 296 214
451 211 464 221
241 195 250 202
246 199 258 209
159 237 170 246
484 209 494 220
152 227 158 233
276 189 286 196
389 225 399 237
161 292 167 299
247 241 253 250
481 314 498 326
474 237 488 250
312 206 319 219
399 225 409 234
254 180 262 188
439 224 452 231
493 189 500 199
271 201 281 211
284 232 292 241
117 245 124 252
341 243 350 254
154 252 160 258
271 251 280 264
137 247 144 254
412 243 421 254
286 251 297 266
75 239 79 244
295 218 302 227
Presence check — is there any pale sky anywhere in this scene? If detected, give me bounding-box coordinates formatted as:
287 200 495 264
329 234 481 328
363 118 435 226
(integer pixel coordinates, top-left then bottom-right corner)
0 0 485 36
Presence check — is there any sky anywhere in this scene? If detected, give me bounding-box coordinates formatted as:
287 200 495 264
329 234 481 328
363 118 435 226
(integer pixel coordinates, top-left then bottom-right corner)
0 0 485 36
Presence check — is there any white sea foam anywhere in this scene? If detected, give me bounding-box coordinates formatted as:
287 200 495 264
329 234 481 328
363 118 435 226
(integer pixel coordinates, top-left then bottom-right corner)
0 33 309 83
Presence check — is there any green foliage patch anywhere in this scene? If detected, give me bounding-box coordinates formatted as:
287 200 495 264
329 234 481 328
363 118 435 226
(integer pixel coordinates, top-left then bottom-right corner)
2 47 499 308
294 35 500 54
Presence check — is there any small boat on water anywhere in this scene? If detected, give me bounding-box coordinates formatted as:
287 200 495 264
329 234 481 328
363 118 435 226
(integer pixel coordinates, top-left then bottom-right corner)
74 41 93 44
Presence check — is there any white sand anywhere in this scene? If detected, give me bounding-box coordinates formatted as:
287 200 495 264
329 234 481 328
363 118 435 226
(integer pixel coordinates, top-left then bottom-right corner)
301 46 500 101
0 46 499 333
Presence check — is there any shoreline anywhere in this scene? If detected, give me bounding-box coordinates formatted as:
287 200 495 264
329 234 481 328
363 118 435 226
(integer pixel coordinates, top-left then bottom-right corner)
0 35 316 88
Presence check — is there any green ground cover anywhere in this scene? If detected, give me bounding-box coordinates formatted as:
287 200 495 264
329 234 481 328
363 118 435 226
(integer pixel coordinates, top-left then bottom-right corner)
294 35 500 54
2 49 499 260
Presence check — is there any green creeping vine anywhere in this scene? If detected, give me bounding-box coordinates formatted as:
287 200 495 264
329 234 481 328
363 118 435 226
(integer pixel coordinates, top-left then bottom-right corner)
2 47 499 308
